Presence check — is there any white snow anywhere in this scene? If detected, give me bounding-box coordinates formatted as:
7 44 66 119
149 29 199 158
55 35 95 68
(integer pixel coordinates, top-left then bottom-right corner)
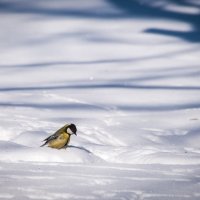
0 0 200 199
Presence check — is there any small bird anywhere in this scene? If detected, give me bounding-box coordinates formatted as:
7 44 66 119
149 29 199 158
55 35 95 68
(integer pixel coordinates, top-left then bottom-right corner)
40 124 77 149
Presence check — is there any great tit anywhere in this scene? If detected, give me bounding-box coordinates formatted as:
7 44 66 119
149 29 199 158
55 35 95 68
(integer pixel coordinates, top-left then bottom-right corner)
40 124 77 149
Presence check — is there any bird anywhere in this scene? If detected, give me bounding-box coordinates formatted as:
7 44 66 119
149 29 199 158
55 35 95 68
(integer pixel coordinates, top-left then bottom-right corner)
40 124 77 149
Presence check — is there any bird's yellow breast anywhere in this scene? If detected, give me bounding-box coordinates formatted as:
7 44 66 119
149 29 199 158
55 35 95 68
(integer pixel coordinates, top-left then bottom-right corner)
48 133 70 149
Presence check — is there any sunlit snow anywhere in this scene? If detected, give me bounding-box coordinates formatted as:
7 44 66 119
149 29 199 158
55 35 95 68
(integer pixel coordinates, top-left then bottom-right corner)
0 0 200 199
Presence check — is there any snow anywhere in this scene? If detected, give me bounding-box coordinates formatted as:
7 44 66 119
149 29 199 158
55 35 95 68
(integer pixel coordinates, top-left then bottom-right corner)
0 0 200 199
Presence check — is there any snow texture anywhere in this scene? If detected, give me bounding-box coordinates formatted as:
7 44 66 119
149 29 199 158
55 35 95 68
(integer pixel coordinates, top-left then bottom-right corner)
0 0 200 199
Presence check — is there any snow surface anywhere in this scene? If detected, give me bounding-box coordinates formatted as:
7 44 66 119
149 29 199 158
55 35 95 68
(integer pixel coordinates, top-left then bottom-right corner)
0 0 200 199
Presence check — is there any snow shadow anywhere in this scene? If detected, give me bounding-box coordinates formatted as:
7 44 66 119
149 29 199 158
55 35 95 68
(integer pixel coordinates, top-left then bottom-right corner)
67 145 92 154
0 101 200 112
0 0 199 42
0 102 107 111
0 83 200 92
107 0 200 42
1 44 199 68
0 0 122 19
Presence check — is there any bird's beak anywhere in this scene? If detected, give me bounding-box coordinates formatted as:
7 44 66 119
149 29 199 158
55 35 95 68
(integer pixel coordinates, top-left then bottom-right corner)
74 132 77 136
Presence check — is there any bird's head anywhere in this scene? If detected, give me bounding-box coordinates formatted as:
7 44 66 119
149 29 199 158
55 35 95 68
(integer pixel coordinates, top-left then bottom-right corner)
66 124 77 135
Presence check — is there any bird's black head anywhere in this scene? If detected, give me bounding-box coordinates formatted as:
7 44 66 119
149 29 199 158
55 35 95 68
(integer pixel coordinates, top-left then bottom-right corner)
66 124 77 135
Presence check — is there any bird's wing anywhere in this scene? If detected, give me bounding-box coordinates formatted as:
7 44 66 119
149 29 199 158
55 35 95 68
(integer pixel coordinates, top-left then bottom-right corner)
40 124 69 147
43 124 69 142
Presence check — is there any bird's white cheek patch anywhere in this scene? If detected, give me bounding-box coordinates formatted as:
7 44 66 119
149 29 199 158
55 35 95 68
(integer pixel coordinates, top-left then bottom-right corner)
67 128 74 135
